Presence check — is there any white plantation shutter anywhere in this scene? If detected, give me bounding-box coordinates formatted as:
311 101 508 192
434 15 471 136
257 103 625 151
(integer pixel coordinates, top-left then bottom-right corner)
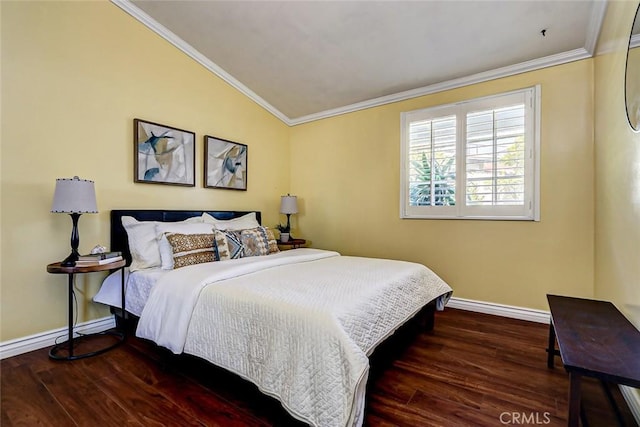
401 87 539 220
408 115 456 207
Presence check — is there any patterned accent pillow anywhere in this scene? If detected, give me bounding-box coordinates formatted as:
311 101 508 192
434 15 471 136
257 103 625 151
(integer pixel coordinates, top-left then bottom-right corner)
214 229 243 260
214 227 271 260
239 227 271 257
165 233 216 269
263 227 280 254
156 222 216 270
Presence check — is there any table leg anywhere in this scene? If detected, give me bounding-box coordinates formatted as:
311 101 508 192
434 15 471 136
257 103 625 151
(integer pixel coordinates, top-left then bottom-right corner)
120 266 126 336
547 320 556 368
568 372 582 427
67 273 74 358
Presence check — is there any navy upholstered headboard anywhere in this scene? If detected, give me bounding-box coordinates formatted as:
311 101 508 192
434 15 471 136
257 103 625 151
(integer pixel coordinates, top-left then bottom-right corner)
110 210 261 265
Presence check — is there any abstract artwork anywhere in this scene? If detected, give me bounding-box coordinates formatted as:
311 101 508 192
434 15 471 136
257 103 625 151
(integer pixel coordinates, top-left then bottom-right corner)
204 135 247 190
134 119 195 186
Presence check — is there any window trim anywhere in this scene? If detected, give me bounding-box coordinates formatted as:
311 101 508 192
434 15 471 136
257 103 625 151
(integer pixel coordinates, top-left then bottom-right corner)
400 86 541 221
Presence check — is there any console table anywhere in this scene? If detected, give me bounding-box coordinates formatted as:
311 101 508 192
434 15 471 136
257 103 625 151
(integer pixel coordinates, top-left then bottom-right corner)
546 294 640 426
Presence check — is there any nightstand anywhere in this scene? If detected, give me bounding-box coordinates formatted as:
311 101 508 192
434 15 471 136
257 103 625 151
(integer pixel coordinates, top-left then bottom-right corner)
277 238 307 250
46 259 126 360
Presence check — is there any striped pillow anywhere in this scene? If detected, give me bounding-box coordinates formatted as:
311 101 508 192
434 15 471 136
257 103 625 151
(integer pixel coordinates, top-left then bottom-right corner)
165 232 216 269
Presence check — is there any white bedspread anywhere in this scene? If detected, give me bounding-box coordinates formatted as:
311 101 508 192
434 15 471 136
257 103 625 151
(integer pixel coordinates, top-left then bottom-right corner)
136 248 452 427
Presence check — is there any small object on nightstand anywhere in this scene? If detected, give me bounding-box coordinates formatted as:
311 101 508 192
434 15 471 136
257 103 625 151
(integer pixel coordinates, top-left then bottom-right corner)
46 259 126 361
90 244 107 254
277 238 307 250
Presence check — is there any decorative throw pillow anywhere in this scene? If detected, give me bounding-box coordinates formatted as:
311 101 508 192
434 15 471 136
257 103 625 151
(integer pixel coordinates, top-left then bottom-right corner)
202 212 260 230
156 222 215 269
238 227 271 257
165 232 216 269
213 229 245 261
214 227 272 261
263 227 280 254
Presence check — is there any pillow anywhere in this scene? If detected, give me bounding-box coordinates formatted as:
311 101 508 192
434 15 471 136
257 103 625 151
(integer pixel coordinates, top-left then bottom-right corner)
202 212 260 230
238 227 271 257
121 216 162 271
263 227 280 254
213 229 244 260
214 227 271 261
156 222 215 269
165 233 216 269
121 216 204 271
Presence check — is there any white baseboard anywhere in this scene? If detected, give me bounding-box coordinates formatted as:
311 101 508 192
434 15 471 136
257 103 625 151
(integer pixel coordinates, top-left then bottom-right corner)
0 316 116 360
0 298 545 359
620 385 640 425
446 296 551 324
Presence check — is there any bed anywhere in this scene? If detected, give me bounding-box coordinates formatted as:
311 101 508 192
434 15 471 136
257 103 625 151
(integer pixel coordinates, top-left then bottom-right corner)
94 209 453 427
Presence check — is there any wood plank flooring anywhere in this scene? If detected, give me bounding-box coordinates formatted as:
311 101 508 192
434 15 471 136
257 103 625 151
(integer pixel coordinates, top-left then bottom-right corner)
2 308 637 426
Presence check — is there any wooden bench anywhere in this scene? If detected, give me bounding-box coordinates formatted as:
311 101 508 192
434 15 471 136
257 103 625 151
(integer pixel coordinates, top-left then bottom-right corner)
547 294 640 426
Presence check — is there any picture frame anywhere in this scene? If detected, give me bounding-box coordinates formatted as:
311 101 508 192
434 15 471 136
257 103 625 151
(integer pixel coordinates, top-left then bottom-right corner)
134 118 195 187
204 135 248 190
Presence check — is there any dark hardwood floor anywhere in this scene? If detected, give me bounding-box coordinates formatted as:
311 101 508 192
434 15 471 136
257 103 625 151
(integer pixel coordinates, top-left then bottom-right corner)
2 308 637 426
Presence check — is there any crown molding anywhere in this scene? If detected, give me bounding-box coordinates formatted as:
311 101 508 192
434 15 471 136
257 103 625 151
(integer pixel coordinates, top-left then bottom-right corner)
111 0 291 125
585 0 608 55
289 48 591 125
112 0 601 127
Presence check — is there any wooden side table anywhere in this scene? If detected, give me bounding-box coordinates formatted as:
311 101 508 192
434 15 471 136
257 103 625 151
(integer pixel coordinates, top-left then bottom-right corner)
46 259 126 360
277 238 307 250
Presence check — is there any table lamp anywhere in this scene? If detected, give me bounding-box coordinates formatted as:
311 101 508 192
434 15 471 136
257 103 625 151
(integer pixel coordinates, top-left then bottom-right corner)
51 176 98 266
280 194 298 236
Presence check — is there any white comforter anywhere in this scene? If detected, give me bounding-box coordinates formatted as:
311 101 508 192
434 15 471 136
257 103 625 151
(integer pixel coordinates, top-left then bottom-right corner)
136 249 452 427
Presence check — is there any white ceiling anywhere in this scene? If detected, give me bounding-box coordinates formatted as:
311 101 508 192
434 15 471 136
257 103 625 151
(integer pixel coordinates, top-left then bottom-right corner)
115 0 607 125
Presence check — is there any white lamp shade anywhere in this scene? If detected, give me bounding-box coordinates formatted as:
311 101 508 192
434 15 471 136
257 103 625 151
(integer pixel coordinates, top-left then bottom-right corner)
280 195 298 214
51 176 98 214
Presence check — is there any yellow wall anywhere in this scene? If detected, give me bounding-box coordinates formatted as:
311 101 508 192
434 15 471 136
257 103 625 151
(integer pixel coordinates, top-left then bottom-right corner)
290 61 595 312
0 1 289 341
594 0 640 328
2 0 638 346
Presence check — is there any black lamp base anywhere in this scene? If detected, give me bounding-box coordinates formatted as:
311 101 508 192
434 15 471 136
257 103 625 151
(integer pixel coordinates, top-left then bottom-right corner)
285 213 293 239
61 252 79 267
61 213 82 267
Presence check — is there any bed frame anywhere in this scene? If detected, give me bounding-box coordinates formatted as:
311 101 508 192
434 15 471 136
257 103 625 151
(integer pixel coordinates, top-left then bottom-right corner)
109 208 435 334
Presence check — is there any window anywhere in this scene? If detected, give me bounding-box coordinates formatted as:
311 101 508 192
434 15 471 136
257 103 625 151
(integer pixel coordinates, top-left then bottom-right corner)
400 86 540 220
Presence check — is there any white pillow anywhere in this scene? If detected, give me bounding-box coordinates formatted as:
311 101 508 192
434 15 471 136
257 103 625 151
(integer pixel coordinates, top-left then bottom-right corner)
156 222 215 269
121 216 204 271
121 216 162 271
201 212 260 230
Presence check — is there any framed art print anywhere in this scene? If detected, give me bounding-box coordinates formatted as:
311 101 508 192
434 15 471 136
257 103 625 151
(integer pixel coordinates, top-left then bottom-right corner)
204 135 247 190
134 119 195 186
